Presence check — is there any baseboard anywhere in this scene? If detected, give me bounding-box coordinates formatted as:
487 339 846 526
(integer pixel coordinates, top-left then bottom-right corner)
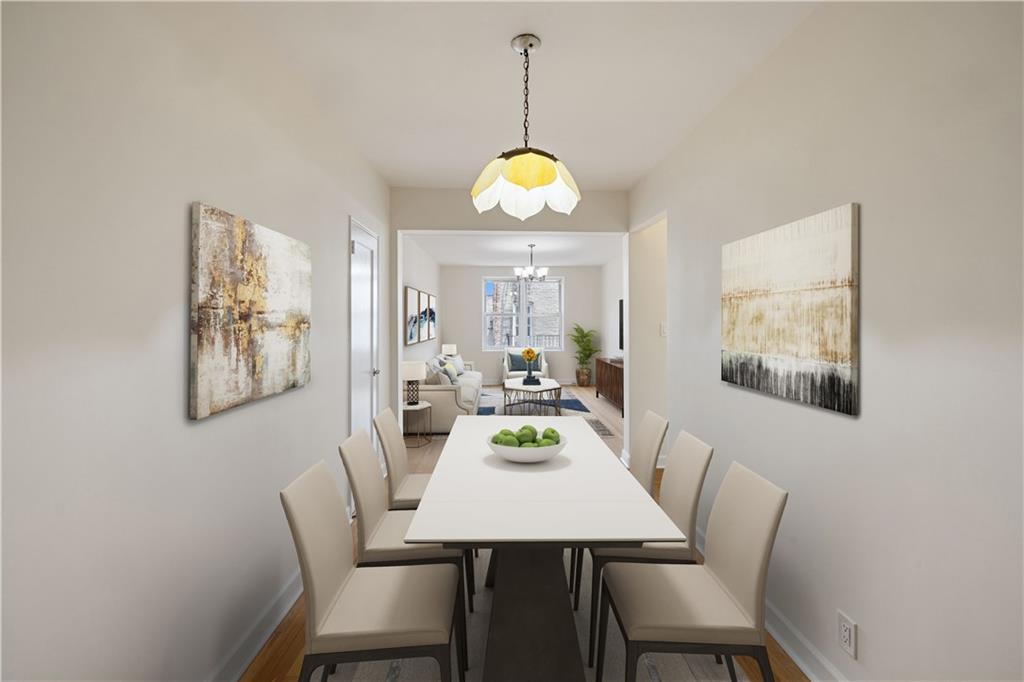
211 569 303 682
765 599 848 681
694 528 844 681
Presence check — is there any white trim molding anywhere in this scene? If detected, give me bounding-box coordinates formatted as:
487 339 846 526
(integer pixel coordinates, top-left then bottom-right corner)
211 570 303 682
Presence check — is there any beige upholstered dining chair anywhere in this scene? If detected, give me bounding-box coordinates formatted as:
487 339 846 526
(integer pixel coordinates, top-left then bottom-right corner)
339 430 476 612
374 407 432 510
595 462 788 682
569 410 669 603
630 410 670 494
280 461 467 682
584 429 713 666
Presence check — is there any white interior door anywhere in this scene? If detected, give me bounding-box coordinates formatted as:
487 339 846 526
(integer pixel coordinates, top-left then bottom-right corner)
350 219 379 442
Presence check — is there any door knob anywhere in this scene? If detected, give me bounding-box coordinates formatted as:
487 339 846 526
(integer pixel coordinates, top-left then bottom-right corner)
372 368 381 376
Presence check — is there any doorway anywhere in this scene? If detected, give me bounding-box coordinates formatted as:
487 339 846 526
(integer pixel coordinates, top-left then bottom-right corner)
350 219 380 441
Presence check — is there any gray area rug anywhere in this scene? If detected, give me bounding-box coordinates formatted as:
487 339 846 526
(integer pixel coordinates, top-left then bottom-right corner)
322 549 750 681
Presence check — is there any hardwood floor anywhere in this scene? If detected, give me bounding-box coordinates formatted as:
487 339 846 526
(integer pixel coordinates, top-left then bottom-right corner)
243 396 808 681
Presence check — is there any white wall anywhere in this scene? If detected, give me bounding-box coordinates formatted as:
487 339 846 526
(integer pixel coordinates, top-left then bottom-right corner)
439 266 603 385
629 4 1022 680
402 237 441 362
627 221 668 455
2 4 390 681
601 248 624 360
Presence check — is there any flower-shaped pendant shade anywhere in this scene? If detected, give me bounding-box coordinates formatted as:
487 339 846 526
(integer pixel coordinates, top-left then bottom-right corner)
471 148 580 221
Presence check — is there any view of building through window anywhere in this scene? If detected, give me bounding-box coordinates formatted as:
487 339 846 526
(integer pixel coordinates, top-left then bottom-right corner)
483 277 563 351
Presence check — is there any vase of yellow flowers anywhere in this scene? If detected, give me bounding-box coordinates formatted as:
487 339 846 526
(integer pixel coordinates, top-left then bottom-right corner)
521 347 541 385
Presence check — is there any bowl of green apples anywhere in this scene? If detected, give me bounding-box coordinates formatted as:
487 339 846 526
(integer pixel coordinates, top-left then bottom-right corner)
486 424 566 463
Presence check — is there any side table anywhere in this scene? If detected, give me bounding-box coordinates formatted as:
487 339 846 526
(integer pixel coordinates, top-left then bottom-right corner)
403 401 432 448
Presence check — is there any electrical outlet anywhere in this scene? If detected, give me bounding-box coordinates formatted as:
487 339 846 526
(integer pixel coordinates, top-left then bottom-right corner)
838 610 857 659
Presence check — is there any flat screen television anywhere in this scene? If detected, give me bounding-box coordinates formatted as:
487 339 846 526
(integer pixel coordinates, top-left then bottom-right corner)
618 299 624 350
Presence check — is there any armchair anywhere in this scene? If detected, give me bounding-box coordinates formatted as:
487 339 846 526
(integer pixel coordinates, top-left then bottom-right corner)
502 348 550 381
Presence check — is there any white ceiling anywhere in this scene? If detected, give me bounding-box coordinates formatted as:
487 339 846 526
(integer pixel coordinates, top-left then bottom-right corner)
407 232 623 267
236 3 814 190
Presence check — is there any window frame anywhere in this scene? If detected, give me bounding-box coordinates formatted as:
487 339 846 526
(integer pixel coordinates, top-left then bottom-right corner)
481 275 564 352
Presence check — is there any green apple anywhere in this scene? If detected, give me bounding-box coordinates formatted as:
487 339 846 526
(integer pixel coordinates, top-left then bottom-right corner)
520 441 538 448
499 434 521 447
520 425 538 438
542 428 560 443
491 433 502 444
500 428 515 436
516 430 535 445
537 438 555 447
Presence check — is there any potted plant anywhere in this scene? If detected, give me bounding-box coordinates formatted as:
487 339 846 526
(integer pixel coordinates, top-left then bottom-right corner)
569 323 600 387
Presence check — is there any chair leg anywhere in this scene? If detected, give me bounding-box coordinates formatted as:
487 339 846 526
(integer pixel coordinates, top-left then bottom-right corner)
724 655 738 682
715 654 723 664
624 642 639 682
595 581 611 682
436 643 453 682
587 555 604 667
572 548 584 610
319 663 330 682
327 664 337 674
755 646 776 682
463 549 475 613
568 548 577 591
455 575 468 673
474 548 479 558
298 656 317 682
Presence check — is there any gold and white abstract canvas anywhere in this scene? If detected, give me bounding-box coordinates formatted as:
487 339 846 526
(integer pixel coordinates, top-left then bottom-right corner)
190 203 311 419
721 204 859 415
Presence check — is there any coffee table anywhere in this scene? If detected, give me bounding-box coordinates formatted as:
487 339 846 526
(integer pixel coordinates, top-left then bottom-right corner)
503 377 562 416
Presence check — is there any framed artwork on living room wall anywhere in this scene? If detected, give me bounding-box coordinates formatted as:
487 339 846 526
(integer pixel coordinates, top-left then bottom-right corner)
405 286 419 346
428 294 437 340
418 291 430 342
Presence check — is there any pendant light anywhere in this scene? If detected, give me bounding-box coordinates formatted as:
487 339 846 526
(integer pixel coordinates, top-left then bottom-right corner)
471 34 580 221
514 244 548 282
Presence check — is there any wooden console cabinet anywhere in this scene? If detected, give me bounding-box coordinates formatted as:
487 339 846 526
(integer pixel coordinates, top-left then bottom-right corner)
595 357 624 417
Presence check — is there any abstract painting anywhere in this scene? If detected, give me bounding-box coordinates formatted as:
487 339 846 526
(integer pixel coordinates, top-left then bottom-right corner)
721 204 859 415
405 286 420 345
190 203 311 419
428 294 437 339
418 291 430 342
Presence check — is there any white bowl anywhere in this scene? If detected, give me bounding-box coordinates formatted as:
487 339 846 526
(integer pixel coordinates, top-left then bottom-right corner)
486 434 568 463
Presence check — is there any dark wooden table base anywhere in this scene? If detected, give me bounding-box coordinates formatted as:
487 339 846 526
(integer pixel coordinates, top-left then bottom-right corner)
482 548 586 682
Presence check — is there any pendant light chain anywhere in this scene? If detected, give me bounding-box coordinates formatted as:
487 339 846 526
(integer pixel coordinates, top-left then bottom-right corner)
522 48 530 148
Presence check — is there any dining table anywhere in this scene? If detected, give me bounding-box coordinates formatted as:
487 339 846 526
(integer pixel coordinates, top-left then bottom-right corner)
405 415 685 682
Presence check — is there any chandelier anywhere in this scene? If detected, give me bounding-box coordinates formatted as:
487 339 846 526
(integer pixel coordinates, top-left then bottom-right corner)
471 34 580 222
515 244 548 282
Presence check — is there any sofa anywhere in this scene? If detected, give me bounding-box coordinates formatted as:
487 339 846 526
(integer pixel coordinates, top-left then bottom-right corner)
502 347 550 381
419 354 483 433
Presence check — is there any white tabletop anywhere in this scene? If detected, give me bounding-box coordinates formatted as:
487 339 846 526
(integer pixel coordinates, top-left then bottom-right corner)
405 416 685 546
503 377 561 392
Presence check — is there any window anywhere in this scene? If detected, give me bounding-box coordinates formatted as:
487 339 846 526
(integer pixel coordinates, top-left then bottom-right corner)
482 277 563 351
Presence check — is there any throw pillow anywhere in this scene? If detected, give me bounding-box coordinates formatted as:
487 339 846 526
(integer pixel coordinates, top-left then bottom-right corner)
507 352 527 372
450 354 466 375
442 362 459 384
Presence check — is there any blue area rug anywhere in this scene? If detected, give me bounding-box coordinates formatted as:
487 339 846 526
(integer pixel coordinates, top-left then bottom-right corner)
475 388 590 416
